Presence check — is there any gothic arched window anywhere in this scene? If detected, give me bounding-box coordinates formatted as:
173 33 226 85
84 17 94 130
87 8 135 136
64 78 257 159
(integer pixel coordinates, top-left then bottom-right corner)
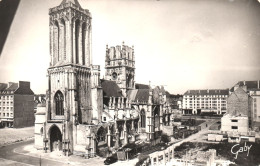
140 109 146 128
55 91 64 115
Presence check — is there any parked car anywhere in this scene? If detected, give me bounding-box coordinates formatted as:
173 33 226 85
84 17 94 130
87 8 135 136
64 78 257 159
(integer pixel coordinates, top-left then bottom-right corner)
104 155 117 165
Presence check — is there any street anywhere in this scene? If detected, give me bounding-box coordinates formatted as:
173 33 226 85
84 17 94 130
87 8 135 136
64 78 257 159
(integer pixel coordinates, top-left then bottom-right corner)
0 139 68 166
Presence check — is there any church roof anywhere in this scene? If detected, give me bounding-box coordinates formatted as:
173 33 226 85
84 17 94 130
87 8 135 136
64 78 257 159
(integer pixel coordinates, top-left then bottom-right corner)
127 89 149 103
101 79 123 98
136 89 150 103
135 83 150 89
60 0 82 8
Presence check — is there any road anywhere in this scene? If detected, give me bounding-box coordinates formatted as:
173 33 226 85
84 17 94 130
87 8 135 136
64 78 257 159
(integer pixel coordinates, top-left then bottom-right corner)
173 119 218 147
0 139 69 166
0 120 218 166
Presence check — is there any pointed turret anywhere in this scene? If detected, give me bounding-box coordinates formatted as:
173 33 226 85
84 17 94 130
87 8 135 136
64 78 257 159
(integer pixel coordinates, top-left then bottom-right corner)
60 0 82 8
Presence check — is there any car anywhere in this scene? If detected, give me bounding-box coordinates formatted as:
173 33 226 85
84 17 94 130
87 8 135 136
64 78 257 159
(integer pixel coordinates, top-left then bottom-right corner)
104 156 118 165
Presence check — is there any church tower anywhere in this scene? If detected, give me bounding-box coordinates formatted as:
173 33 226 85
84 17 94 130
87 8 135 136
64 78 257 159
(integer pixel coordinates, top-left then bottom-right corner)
105 42 135 96
45 0 93 154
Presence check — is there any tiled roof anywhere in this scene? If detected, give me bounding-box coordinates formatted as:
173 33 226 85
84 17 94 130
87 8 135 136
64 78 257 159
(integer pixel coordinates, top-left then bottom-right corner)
136 89 149 103
0 81 34 95
0 83 7 91
6 83 18 91
230 80 260 92
184 89 229 96
127 89 149 103
165 91 171 98
101 79 123 97
127 89 138 102
0 82 18 93
135 83 150 89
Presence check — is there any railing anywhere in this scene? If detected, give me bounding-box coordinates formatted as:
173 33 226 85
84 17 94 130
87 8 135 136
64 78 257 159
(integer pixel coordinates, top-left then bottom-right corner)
149 145 174 166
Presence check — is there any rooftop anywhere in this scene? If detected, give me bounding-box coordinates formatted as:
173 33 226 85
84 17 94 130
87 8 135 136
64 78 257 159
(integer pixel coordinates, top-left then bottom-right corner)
135 83 150 90
60 0 81 8
184 89 229 96
230 80 260 92
0 81 34 95
101 79 123 98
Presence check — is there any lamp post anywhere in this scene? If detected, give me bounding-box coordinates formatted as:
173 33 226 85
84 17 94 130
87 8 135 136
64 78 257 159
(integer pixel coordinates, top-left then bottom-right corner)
43 138 48 153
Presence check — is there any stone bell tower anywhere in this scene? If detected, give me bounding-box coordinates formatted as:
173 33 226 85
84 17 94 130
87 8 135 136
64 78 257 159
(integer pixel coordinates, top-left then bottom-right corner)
45 0 93 154
105 42 135 96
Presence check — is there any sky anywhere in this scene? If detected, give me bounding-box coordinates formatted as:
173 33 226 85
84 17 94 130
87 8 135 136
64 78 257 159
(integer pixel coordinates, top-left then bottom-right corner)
0 0 260 94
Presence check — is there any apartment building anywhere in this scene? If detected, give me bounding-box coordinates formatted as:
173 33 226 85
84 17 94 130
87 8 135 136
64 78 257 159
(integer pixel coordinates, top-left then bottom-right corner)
0 81 34 128
182 89 229 115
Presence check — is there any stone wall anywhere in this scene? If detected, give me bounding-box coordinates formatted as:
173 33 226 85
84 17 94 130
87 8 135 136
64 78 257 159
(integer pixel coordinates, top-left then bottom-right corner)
34 106 46 149
227 88 250 116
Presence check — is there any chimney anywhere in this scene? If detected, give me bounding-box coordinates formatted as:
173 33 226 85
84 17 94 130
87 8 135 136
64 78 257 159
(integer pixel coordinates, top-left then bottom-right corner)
243 80 246 86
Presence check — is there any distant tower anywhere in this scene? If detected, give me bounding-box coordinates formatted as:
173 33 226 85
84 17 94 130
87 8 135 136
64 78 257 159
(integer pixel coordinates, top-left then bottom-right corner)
46 0 93 153
105 42 135 96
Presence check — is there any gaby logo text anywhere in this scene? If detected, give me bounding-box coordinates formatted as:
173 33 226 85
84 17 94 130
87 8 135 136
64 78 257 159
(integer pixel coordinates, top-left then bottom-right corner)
231 142 252 159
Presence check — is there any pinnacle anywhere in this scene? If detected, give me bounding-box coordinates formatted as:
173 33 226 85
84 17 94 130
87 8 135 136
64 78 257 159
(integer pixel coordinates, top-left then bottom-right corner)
60 0 82 8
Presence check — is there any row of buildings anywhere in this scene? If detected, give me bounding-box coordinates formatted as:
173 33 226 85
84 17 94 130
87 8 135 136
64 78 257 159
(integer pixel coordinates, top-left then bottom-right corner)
0 81 34 128
205 81 260 143
182 81 260 120
182 81 260 143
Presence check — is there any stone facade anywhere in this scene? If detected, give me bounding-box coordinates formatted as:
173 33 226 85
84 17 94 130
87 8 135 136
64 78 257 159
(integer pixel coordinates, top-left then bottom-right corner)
34 103 46 149
35 0 173 156
105 42 135 96
39 0 97 155
230 80 260 128
227 87 252 118
222 87 252 134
